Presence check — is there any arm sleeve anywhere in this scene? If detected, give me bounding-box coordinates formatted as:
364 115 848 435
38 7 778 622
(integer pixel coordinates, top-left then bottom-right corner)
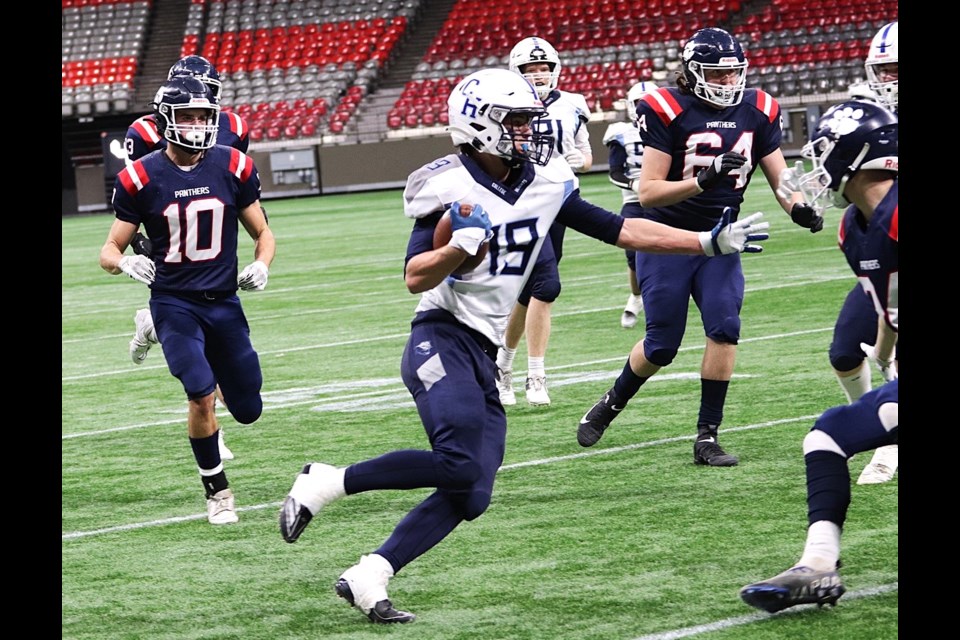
607 143 630 188
556 191 623 245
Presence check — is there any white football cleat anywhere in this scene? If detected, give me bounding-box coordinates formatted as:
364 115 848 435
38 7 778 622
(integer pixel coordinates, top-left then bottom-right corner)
218 429 234 461
525 375 550 406
129 308 158 365
206 488 238 525
856 445 898 485
621 294 643 329
496 368 516 406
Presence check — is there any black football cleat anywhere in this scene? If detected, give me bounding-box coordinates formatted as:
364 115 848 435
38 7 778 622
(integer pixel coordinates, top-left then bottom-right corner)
577 387 625 447
740 565 846 613
693 438 739 466
279 494 312 543
335 579 416 624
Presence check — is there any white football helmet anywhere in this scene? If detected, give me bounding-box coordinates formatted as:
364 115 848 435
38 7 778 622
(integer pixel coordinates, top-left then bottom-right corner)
508 37 561 100
865 21 898 110
447 68 553 166
625 81 658 123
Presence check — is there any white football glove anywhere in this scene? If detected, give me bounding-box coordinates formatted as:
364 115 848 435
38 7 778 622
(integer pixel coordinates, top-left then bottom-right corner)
563 148 587 171
776 160 805 201
860 342 898 381
699 208 770 256
238 260 269 291
118 255 155 285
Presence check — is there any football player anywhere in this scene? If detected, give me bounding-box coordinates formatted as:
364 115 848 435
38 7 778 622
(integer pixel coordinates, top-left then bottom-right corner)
278 68 769 624
99 77 274 525
494 36 594 406
577 27 822 466
123 55 253 460
740 99 898 613
602 81 658 329
825 20 899 484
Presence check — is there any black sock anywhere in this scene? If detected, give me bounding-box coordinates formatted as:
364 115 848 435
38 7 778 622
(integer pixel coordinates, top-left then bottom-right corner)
613 360 649 401
697 379 730 427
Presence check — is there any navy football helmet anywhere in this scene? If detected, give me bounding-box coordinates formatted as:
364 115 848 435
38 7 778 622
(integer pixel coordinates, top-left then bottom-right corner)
797 100 898 209
168 55 222 103
448 69 553 166
681 28 748 108
152 77 220 151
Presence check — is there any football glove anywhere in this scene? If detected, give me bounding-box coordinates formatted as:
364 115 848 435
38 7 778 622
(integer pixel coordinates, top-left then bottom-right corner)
697 152 747 191
776 160 805 201
563 148 587 171
790 202 824 233
118 255 155 285
449 202 493 256
131 232 153 256
860 342 897 382
238 260 269 291
699 207 770 256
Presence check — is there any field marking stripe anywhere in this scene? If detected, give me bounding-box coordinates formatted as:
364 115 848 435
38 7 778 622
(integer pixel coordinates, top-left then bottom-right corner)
631 582 898 640
62 415 816 540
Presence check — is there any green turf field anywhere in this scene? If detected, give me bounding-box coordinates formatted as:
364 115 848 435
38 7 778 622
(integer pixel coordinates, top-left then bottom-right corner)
62 172 897 639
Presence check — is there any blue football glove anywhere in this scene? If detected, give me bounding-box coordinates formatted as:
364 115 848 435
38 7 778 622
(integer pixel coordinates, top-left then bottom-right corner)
449 202 493 256
699 207 770 256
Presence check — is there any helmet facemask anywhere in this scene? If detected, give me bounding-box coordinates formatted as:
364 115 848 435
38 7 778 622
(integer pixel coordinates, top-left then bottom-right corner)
161 103 220 151
688 59 748 108
487 105 553 166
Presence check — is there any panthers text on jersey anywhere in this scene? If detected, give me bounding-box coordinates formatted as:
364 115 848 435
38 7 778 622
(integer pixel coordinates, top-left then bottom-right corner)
635 86 783 231
112 145 261 293
403 153 623 345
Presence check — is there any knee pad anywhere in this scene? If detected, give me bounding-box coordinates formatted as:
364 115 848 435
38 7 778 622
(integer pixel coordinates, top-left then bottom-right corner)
458 489 492 521
645 346 677 367
531 276 561 304
228 396 263 425
705 316 740 345
830 353 864 372
802 429 846 457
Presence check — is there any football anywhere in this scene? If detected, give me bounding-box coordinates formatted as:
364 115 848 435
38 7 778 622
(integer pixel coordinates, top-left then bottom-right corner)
433 207 489 274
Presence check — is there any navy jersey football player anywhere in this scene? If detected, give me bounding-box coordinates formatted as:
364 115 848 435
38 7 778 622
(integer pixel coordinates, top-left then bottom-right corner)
577 28 822 466
494 36 595 407
277 68 769 625
121 55 255 461
740 99 898 614
823 21 899 484
99 77 275 526
603 80 659 329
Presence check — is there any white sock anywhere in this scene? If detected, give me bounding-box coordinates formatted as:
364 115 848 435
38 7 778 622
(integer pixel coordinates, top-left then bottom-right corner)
835 362 871 403
798 520 841 571
497 347 517 372
528 356 545 377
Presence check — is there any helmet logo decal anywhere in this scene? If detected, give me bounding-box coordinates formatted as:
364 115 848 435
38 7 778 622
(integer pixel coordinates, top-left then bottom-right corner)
821 106 868 138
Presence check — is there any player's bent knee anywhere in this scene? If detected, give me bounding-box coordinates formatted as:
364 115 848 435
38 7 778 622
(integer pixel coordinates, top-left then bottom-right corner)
228 397 263 424
532 278 561 303
645 347 677 367
459 489 492 521
830 353 864 373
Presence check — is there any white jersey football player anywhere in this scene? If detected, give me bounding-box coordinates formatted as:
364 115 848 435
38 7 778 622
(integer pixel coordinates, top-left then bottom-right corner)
278 68 770 624
495 36 593 406
603 81 658 328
